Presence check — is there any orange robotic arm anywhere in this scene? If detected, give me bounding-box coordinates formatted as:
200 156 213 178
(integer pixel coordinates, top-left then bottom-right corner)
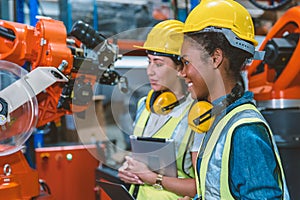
0 17 121 127
0 17 125 200
247 6 300 108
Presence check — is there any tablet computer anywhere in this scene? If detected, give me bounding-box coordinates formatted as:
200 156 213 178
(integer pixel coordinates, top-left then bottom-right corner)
97 180 135 200
130 135 178 177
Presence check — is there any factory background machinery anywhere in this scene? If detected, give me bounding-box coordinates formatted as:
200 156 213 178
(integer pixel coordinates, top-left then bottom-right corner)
0 0 300 199
247 6 300 199
0 16 122 198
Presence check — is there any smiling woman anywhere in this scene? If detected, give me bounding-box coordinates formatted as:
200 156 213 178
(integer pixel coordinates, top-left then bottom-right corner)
178 0 291 199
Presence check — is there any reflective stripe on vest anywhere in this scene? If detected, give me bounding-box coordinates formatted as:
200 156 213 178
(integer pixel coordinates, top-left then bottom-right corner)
130 100 194 199
221 117 288 199
133 100 193 178
197 103 289 199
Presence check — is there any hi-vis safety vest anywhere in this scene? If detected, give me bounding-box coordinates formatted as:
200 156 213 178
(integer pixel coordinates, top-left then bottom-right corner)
129 97 194 200
195 103 290 200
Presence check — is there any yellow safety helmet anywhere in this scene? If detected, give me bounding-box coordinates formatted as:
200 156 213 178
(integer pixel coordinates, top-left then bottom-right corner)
135 19 184 56
183 0 258 53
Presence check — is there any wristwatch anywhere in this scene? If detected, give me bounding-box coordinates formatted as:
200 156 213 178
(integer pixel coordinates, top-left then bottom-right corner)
152 174 163 190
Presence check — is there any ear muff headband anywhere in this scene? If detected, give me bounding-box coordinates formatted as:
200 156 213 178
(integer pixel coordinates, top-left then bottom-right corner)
146 89 180 115
188 83 244 133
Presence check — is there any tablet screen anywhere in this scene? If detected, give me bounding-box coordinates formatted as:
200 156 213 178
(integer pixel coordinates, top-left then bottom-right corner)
130 135 178 177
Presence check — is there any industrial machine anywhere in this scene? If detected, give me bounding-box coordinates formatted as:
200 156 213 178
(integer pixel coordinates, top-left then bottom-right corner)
2 4 300 199
247 6 300 200
0 61 68 199
0 17 126 127
0 17 126 199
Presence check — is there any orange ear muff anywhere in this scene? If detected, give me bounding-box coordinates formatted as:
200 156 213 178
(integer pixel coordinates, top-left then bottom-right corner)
188 100 215 133
146 89 178 115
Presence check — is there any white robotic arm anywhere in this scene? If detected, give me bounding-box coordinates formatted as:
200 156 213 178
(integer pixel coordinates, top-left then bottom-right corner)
0 60 68 156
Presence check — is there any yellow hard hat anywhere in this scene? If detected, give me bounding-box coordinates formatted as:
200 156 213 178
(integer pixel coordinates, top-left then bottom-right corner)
135 20 184 56
183 0 258 47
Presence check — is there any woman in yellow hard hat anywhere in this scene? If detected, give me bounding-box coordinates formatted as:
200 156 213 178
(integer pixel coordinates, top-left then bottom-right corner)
118 19 201 199
178 0 290 199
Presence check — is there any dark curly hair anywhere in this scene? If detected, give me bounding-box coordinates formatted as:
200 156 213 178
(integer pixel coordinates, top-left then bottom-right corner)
185 32 252 83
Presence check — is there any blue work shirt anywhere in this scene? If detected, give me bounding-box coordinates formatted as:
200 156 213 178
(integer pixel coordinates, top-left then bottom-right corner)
195 91 285 199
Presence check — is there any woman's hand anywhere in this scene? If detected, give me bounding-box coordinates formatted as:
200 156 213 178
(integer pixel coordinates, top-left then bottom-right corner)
118 158 144 184
118 156 157 185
